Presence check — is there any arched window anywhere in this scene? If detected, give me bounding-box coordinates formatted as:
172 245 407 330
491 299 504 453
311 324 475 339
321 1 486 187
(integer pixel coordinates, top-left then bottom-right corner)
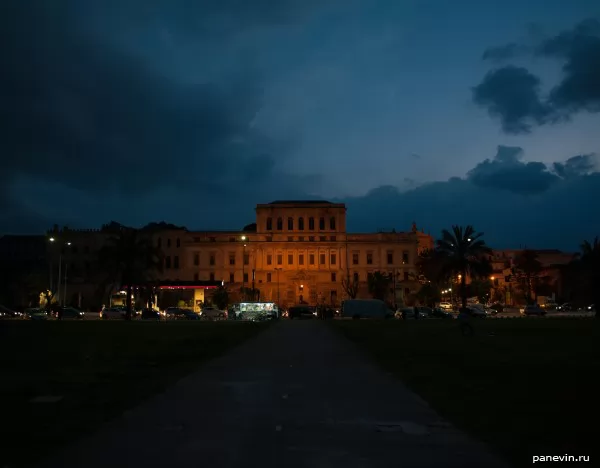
319 217 325 230
353 272 359 282
298 217 304 230
266 217 273 230
330 217 336 230
308 217 315 230
287 217 294 230
276 217 283 230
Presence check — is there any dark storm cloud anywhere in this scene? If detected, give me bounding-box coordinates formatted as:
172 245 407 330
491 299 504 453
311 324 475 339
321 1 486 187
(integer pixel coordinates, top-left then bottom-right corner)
482 43 529 62
466 145 558 195
340 149 600 250
472 67 552 134
552 154 596 178
0 0 323 233
473 18 600 133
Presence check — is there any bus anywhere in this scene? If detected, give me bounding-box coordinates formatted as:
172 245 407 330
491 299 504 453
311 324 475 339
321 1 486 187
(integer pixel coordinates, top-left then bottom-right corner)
228 302 280 321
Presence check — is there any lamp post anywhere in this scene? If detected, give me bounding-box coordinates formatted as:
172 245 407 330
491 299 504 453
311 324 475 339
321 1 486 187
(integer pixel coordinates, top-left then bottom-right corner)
49 237 71 306
275 267 283 305
241 236 247 300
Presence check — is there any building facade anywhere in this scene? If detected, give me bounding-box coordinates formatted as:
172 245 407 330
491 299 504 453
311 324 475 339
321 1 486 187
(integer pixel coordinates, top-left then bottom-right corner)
47 201 433 309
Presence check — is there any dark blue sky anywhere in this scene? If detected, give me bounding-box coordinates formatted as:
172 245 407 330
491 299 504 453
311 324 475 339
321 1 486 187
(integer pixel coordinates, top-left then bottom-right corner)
1 0 599 250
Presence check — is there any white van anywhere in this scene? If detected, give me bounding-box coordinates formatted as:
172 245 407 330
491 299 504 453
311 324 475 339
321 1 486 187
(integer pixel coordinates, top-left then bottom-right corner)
341 299 395 319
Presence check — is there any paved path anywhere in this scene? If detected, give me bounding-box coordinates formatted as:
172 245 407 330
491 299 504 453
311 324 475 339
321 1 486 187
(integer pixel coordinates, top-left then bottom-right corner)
38 321 509 468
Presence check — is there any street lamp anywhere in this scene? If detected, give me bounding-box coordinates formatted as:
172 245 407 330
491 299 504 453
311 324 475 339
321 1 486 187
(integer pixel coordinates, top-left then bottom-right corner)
48 237 72 306
241 236 247 299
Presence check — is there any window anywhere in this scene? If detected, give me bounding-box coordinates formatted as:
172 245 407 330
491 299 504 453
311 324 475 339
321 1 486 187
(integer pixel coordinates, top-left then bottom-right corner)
298 217 304 230
331 253 337 265
288 217 293 230
266 217 273 230
229 273 235 283
299 254 304 265
331 272 337 282
267 254 272 265
167 238 171 247
288 236 293 241
299 236 305 241
267 273 272 282
367 272 373 282
320 253 326 265
387 251 394 265
319 217 325 230
308 217 315 230
309 236 315 242
193 273 199 281
209 237 216 242
174 256 179 269
244 253 249 265
288 253 293 265
193 253 199 266
367 253 373 265
277 254 283 265
209 253 215 266
402 251 409 264
330 236 336 241
210 273 215 281
353 272 359 282
229 253 236 265
404 272 409 281
330 217 336 230
276 217 283 230
266 236 272 242
157 238 162 248
165 256 171 268
243 273 248 283
352 253 359 265
319 236 326 241
309 254 315 265
176 238 180 247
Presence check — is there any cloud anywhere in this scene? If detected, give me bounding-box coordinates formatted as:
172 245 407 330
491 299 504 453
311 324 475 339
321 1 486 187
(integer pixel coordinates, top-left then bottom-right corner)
339 148 600 250
466 145 559 195
472 67 552 134
473 18 600 133
0 0 326 233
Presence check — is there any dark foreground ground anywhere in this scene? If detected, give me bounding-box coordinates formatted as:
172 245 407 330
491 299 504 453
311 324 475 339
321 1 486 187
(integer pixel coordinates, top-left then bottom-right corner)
331 318 599 467
0 320 269 468
33 320 508 468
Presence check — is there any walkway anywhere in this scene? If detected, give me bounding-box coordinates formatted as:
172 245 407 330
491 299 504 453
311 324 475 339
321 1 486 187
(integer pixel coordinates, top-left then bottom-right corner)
38 321 509 468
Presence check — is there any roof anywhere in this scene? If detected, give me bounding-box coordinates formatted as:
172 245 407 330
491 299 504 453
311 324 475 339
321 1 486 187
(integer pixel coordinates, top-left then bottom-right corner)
267 200 333 205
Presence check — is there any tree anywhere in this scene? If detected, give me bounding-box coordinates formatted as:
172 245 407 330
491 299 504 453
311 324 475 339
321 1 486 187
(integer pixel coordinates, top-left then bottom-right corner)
467 278 493 304
367 271 391 301
415 282 441 308
577 237 600 318
436 225 493 310
212 285 229 310
97 228 164 320
239 286 260 302
512 249 542 304
416 249 449 284
342 274 359 299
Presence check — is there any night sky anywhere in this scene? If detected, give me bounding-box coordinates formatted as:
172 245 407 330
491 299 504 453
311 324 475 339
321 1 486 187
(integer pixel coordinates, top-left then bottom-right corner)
1 0 599 249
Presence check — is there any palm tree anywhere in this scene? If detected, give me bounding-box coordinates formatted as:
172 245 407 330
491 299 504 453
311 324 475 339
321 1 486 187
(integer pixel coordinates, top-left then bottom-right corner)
436 225 492 310
97 228 164 320
578 237 600 318
512 250 542 304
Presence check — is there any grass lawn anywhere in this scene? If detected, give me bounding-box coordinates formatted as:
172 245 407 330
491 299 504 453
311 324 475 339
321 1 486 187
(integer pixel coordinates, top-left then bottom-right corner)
331 318 599 468
0 320 269 468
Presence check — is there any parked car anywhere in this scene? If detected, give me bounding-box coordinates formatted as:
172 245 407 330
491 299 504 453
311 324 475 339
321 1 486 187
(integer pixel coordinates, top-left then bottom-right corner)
556 303 572 311
521 304 546 316
0 304 23 319
465 306 487 318
586 304 595 312
100 307 126 320
427 307 454 319
489 303 504 314
25 308 49 320
341 300 395 319
199 307 227 320
438 302 453 310
288 305 317 319
395 307 428 320
141 308 162 320
59 307 85 319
